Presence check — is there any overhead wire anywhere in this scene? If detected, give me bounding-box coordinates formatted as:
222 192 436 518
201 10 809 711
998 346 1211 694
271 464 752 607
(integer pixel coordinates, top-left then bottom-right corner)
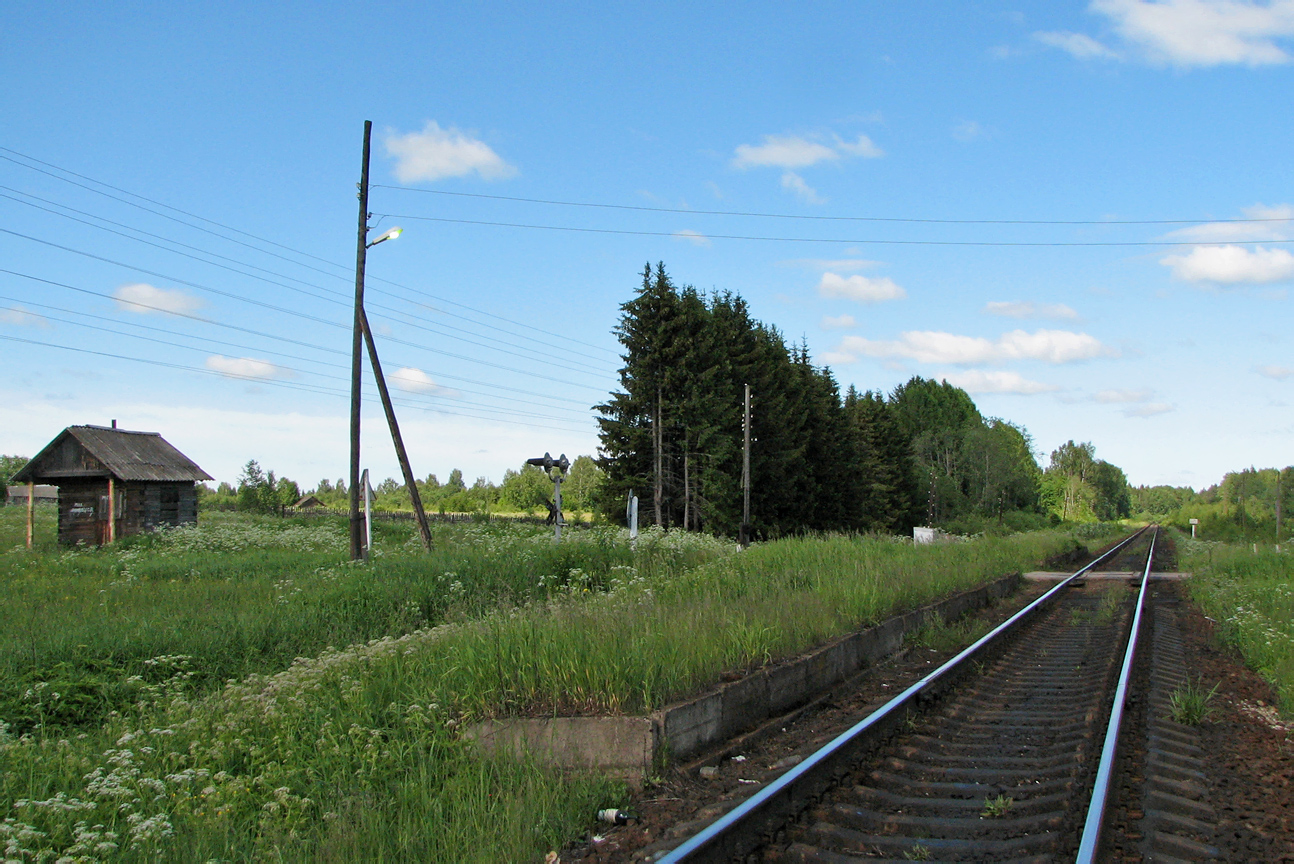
0 268 600 407
0 292 595 420
0 333 594 434
0 188 618 376
0 237 610 392
371 184 1294 227
372 213 1294 248
0 147 620 358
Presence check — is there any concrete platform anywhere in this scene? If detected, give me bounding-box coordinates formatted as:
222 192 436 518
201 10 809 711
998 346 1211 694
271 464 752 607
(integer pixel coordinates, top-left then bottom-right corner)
1024 571 1189 581
464 572 1023 783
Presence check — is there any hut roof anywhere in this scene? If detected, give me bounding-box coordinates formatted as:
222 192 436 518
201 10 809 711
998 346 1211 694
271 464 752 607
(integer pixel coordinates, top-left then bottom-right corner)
12 425 213 483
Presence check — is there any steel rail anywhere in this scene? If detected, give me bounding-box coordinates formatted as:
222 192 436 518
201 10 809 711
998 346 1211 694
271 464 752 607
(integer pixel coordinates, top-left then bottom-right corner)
1074 525 1158 862
657 526 1153 863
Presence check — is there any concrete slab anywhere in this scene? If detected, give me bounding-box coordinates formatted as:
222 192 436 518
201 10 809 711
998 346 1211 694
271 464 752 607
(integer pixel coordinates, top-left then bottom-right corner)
464 716 657 784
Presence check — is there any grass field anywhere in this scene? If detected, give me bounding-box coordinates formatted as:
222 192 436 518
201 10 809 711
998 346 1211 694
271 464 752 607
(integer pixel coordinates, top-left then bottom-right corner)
0 506 1097 862
1180 534 1294 715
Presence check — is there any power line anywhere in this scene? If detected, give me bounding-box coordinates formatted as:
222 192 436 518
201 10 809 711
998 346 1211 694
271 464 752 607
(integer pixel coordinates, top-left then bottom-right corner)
372 213 1294 248
0 268 594 407
0 237 610 392
0 147 620 358
372 184 1294 227
0 292 595 419
0 188 618 375
0 333 594 434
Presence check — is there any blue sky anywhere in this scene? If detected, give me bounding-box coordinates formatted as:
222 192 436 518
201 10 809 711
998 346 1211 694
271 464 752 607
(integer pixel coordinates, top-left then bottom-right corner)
2 1 1291 491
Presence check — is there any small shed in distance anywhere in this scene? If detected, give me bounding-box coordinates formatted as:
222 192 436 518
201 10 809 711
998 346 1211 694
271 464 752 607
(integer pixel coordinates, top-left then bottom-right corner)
5 485 58 507
12 424 213 545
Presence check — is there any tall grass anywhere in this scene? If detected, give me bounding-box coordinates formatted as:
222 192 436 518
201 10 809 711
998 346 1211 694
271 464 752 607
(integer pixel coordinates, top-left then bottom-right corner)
1180 535 1294 715
0 508 1081 862
0 509 730 732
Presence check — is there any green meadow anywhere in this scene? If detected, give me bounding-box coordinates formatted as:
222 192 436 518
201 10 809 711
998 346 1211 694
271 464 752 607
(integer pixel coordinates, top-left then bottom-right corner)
1 506 1092 861
1181 534 1294 715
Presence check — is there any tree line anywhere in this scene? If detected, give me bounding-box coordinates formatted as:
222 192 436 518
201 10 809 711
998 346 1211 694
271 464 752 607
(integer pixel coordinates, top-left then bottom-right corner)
198 457 605 518
595 263 1133 538
1132 466 1292 544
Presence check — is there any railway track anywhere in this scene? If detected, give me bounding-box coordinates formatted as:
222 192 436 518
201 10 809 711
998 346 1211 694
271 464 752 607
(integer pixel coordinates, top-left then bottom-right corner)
654 527 1194 863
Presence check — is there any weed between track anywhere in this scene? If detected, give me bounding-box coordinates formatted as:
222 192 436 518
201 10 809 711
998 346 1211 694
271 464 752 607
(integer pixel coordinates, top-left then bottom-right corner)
1169 676 1221 726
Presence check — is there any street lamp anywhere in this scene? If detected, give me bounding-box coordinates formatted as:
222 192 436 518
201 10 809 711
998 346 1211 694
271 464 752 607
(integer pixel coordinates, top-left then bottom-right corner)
348 121 432 561
367 226 402 248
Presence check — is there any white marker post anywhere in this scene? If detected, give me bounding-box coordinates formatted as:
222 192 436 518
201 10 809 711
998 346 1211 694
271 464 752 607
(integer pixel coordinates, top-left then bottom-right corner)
1189 517 1198 539
627 489 639 541
362 468 373 558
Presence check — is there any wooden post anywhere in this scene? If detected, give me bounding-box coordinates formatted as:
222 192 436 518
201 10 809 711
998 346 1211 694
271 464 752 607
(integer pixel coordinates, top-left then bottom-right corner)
741 383 751 546
362 468 373 557
107 476 116 543
653 387 663 528
26 481 34 548
360 308 434 551
349 120 372 561
683 448 690 532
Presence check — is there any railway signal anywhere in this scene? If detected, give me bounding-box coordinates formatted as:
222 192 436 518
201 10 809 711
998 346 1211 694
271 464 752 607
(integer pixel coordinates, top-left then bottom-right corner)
526 452 570 541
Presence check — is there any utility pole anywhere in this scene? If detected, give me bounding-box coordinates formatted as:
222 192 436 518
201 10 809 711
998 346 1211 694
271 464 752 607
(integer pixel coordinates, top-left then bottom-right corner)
653 387 663 528
1277 469 1283 552
741 383 751 546
349 120 429 558
683 445 690 532
349 121 371 561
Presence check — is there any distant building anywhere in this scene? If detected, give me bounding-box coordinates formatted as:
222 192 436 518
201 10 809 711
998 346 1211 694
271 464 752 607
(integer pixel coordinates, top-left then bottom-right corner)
294 494 327 510
5 485 58 506
12 424 213 546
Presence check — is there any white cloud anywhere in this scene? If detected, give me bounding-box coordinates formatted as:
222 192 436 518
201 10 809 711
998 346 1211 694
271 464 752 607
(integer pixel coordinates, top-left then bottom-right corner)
732 134 838 169
390 367 452 395
1092 0 1294 67
1166 203 1294 243
1161 244 1294 284
671 229 710 247
1033 30 1119 58
1256 363 1294 379
1094 388 1152 403
952 120 989 142
204 355 290 381
821 314 857 330
113 283 204 316
731 132 883 170
818 272 906 304
384 121 517 183
983 300 1080 320
0 305 50 328
820 350 858 366
941 370 1058 394
1125 401 1175 417
833 328 1113 365
833 134 885 158
781 171 825 204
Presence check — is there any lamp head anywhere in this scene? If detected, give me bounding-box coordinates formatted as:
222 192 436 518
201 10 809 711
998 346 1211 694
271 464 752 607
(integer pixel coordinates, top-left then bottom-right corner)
367 226 403 248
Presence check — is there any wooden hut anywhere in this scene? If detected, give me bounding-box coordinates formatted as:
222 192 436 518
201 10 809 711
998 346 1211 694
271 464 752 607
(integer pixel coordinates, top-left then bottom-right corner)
12 424 212 546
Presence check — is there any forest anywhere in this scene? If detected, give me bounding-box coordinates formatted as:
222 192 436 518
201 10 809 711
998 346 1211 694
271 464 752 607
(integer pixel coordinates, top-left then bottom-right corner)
593 263 1133 538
